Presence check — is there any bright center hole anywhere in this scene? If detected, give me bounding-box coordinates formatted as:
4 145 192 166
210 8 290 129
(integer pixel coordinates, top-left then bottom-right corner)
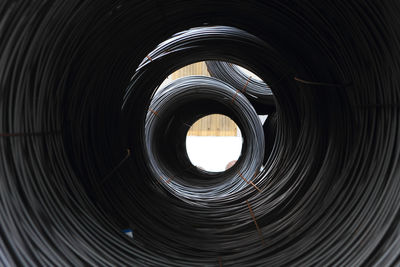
186 114 243 172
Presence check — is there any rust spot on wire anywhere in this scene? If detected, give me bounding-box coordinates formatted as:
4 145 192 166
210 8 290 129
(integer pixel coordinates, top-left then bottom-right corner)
239 173 261 192
242 76 252 93
249 181 261 192
239 173 250 184
159 176 171 184
149 108 159 116
252 171 259 180
246 200 265 245
232 89 240 103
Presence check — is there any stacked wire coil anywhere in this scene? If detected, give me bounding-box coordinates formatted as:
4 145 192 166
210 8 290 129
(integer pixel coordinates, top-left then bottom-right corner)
0 0 400 266
144 76 265 205
206 61 275 112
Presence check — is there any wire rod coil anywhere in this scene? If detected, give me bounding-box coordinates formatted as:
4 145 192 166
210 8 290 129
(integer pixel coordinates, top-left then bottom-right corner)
144 76 265 205
206 61 276 113
135 26 277 115
0 1 400 266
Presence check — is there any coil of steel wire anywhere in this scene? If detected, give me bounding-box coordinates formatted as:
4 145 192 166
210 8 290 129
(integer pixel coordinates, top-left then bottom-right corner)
135 26 276 115
1 0 400 266
206 61 276 114
144 76 264 205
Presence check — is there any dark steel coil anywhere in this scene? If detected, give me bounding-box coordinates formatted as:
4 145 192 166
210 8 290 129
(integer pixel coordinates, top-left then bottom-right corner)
206 61 276 114
136 26 276 115
144 76 265 206
0 1 400 266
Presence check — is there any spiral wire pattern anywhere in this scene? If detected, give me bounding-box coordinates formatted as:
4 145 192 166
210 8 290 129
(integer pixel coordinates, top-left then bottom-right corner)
144 76 265 205
1 0 400 266
135 26 277 115
206 61 275 110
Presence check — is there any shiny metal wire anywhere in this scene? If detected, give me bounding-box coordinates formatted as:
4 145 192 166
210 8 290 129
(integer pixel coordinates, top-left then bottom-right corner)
144 76 265 206
1 1 400 266
206 61 275 109
136 26 277 115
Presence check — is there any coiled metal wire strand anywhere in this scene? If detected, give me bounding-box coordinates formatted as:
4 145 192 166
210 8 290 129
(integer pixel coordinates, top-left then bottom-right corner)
136 26 277 115
144 76 264 206
206 61 276 114
1 0 400 266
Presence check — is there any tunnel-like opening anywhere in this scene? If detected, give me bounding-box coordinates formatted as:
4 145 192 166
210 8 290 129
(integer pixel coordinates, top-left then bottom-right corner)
0 1 400 266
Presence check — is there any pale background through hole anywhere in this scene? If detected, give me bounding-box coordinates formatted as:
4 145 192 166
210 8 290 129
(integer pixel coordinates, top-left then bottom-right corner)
158 62 267 172
186 115 243 172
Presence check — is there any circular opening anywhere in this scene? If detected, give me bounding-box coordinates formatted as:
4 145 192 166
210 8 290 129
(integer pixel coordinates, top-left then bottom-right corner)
156 61 212 94
185 114 243 172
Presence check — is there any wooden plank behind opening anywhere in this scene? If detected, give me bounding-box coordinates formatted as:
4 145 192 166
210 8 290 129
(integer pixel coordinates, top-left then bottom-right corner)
171 61 210 79
170 62 237 136
187 114 238 136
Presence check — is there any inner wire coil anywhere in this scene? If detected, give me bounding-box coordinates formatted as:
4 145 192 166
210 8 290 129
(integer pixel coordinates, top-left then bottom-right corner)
144 76 265 205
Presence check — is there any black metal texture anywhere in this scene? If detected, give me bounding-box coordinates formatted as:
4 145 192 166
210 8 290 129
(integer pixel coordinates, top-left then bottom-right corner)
143 76 264 205
0 1 399 266
206 61 276 114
